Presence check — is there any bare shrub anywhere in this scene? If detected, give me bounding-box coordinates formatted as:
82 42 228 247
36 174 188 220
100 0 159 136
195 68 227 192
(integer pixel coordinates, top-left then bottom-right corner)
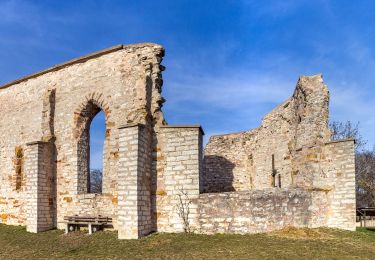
176 190 192 233
90 169 102 193
330 121 366 152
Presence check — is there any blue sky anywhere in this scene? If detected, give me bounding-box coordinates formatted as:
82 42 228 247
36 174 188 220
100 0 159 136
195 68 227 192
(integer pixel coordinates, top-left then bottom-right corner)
1 0 375 170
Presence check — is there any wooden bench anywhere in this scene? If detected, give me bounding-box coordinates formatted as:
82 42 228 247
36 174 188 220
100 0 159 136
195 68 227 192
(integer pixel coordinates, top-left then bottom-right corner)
63 215 112 235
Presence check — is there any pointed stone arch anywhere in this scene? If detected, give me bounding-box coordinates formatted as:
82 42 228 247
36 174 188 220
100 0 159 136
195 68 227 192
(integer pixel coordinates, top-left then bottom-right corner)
73 92 110 194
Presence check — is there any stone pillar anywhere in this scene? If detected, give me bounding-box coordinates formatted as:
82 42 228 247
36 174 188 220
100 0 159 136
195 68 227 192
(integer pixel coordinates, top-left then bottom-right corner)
325 139 356 230
159 126 202 197
156 125 203 232
117 124 152 239
25 141 56 233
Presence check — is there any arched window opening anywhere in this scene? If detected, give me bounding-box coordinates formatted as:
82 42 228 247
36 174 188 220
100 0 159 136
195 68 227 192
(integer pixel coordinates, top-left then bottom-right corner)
89 111 105 193
76 100 106 195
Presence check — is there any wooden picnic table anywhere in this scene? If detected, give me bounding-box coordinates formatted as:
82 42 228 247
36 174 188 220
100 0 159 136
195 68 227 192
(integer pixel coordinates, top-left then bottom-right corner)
356 207 375 227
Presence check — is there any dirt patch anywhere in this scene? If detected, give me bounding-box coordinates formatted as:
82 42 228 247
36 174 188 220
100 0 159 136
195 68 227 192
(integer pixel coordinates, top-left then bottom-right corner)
268 227 334 240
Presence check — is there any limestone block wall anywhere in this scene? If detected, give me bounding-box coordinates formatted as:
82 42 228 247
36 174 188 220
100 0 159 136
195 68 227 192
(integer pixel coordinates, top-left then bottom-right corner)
0 42 356 238
202 75 330 192
153 126 203 233
117 124 153 239
197 189 339 234
25 141 56 233
198 189 314 234
201 75 356 232
0 86 43 225
288 139 356 229
196 138 355 235
202 75 331 193
0 144 27 226
0 43 165 232
325 140 356 230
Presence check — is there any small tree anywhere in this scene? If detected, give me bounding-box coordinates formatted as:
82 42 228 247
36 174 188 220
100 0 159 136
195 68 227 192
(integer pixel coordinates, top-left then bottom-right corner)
329 121 366 153
330 121 375 207
356 148 375 207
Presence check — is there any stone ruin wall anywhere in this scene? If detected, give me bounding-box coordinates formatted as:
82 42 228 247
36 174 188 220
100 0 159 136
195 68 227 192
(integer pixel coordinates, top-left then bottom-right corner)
198 139 355 234
0 44 167 234
0 43 206 238
202 75 332 192
200 75 356 233
151 126 203 233
0 43 356 238
198 189 312 234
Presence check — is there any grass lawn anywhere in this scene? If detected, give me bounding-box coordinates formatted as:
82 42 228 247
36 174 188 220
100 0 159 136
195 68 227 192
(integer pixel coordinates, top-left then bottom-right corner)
1 225 375 259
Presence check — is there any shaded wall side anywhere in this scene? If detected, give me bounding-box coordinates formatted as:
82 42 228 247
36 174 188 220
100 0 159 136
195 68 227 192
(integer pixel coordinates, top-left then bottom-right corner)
25 141 56 233
203 132 252 192
203 99 296 192
137 125 153 236
117 124 153 239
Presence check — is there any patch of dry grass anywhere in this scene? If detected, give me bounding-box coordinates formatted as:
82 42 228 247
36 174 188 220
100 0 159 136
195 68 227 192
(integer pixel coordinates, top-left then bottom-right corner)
268 226 335 240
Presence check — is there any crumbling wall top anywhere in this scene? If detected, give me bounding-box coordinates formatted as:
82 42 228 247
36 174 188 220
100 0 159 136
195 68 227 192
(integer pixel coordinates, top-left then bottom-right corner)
0 43 164 90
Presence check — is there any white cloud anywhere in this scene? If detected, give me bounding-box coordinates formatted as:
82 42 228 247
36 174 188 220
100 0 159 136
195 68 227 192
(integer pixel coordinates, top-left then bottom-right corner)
166 71 295 109
164 60 375 148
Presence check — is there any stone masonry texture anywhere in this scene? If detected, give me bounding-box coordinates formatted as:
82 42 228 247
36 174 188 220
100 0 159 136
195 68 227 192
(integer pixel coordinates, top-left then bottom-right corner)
0 44 355 239
202 74 356 232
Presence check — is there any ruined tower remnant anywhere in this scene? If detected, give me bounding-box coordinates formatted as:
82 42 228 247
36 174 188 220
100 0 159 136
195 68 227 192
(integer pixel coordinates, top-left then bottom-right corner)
200 75 355 233
0 44 355 239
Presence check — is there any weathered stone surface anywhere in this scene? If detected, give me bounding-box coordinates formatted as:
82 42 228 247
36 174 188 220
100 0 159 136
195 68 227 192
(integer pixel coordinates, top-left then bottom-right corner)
0 44 355 239
153 126 203 233
202 74 356 231
202 75 331 192
198 189 313 234
0 44 167 237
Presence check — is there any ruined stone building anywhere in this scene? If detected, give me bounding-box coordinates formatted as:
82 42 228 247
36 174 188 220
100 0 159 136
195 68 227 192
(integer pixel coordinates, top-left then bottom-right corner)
0 43 355 239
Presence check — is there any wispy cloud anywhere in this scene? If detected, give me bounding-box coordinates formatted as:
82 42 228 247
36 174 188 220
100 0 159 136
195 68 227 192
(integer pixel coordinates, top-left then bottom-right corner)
1 0 375 150
330 82 375 148
0 0 42 35
166 73 294 109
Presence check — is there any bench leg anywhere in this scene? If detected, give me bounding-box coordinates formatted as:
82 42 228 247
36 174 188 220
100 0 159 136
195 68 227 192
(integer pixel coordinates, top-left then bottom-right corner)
65 224 69 234
88 223 92 235
92 225 99 233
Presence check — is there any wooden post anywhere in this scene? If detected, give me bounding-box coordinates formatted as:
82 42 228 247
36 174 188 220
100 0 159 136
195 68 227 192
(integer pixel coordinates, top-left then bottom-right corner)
364 210 367 228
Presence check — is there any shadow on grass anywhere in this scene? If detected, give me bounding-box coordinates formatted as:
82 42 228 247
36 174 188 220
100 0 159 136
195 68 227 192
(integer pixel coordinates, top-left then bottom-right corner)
357 227 375 233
